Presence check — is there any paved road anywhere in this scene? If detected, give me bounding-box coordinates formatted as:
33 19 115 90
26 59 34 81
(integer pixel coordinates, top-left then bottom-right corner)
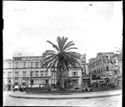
3 91 122 106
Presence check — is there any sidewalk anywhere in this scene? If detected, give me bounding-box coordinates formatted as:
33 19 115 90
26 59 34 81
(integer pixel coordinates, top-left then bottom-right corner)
9 90 122 99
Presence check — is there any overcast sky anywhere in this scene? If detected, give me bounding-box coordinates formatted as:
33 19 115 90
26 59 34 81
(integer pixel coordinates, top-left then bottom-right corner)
3 1 122 62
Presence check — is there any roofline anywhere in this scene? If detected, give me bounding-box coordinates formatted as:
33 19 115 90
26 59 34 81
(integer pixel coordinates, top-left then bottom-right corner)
13 56 43 58
3 59 13 61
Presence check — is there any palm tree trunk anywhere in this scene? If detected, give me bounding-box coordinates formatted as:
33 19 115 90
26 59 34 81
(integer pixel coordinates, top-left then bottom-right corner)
60 78 65 89
57 75 64 90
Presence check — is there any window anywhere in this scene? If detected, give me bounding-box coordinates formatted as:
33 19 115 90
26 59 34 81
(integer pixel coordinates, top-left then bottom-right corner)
45 70 48 76
72 72 77 77
45 79 49 84
35 62 39 68
8 80 11 83
8 71 11 77
106 66 109 71
9 62 11 68
23 71 27 77
23 62 26 68
40 70 44 77
15 62 18 68
30 80 34 85
106 56 108 59
40 61 43 68
35 79 39 84
31 62 34 68
15 71 19 77
30 71 34 77
35 71 39 77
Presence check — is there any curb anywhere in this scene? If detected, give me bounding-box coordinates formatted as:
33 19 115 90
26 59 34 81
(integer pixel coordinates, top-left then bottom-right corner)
9 90 122 99
9 94 121 99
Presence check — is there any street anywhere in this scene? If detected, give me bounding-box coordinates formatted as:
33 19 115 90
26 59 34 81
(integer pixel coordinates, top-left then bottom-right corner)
3 91 122 106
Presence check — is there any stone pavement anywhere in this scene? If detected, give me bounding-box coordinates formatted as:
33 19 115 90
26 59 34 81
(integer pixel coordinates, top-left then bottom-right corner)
9 89 122 99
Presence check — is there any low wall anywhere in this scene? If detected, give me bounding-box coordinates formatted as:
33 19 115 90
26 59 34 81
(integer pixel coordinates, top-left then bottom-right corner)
26 87 50 93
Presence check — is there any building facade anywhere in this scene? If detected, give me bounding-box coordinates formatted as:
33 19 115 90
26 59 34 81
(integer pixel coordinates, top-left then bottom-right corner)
88 52 122 79
3 54 87 90
3 59 13 90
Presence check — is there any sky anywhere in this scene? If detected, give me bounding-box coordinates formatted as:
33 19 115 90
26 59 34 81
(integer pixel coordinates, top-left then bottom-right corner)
3 1 123 62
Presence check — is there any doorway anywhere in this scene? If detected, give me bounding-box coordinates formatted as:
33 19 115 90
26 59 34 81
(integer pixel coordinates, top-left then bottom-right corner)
30 80 34 85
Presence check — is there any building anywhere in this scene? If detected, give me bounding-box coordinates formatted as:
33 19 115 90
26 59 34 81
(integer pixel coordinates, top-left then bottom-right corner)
88 52 122 79
13 56 53 87
3 54 88 90
113 53 122 75
3 59 13 90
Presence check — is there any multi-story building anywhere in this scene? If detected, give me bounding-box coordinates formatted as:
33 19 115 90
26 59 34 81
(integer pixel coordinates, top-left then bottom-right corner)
113 53 122 75
13 56 54 87
3 59 13 90
88 52 122 79
3 54 88 90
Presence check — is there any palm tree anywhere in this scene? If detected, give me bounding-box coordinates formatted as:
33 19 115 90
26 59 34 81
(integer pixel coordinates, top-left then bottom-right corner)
42 36 82 90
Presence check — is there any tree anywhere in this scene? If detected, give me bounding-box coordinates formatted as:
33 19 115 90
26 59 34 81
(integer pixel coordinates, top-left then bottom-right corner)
42 36 82 90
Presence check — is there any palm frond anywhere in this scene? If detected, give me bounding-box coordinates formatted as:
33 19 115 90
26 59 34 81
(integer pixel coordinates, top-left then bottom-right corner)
42 55 57 68
42 54 56 62
47 40 59 52
63 52 81 67
63 41 76 51
46 58 57 69
65 47 78 51
42 50 57 57
57 36 68 52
